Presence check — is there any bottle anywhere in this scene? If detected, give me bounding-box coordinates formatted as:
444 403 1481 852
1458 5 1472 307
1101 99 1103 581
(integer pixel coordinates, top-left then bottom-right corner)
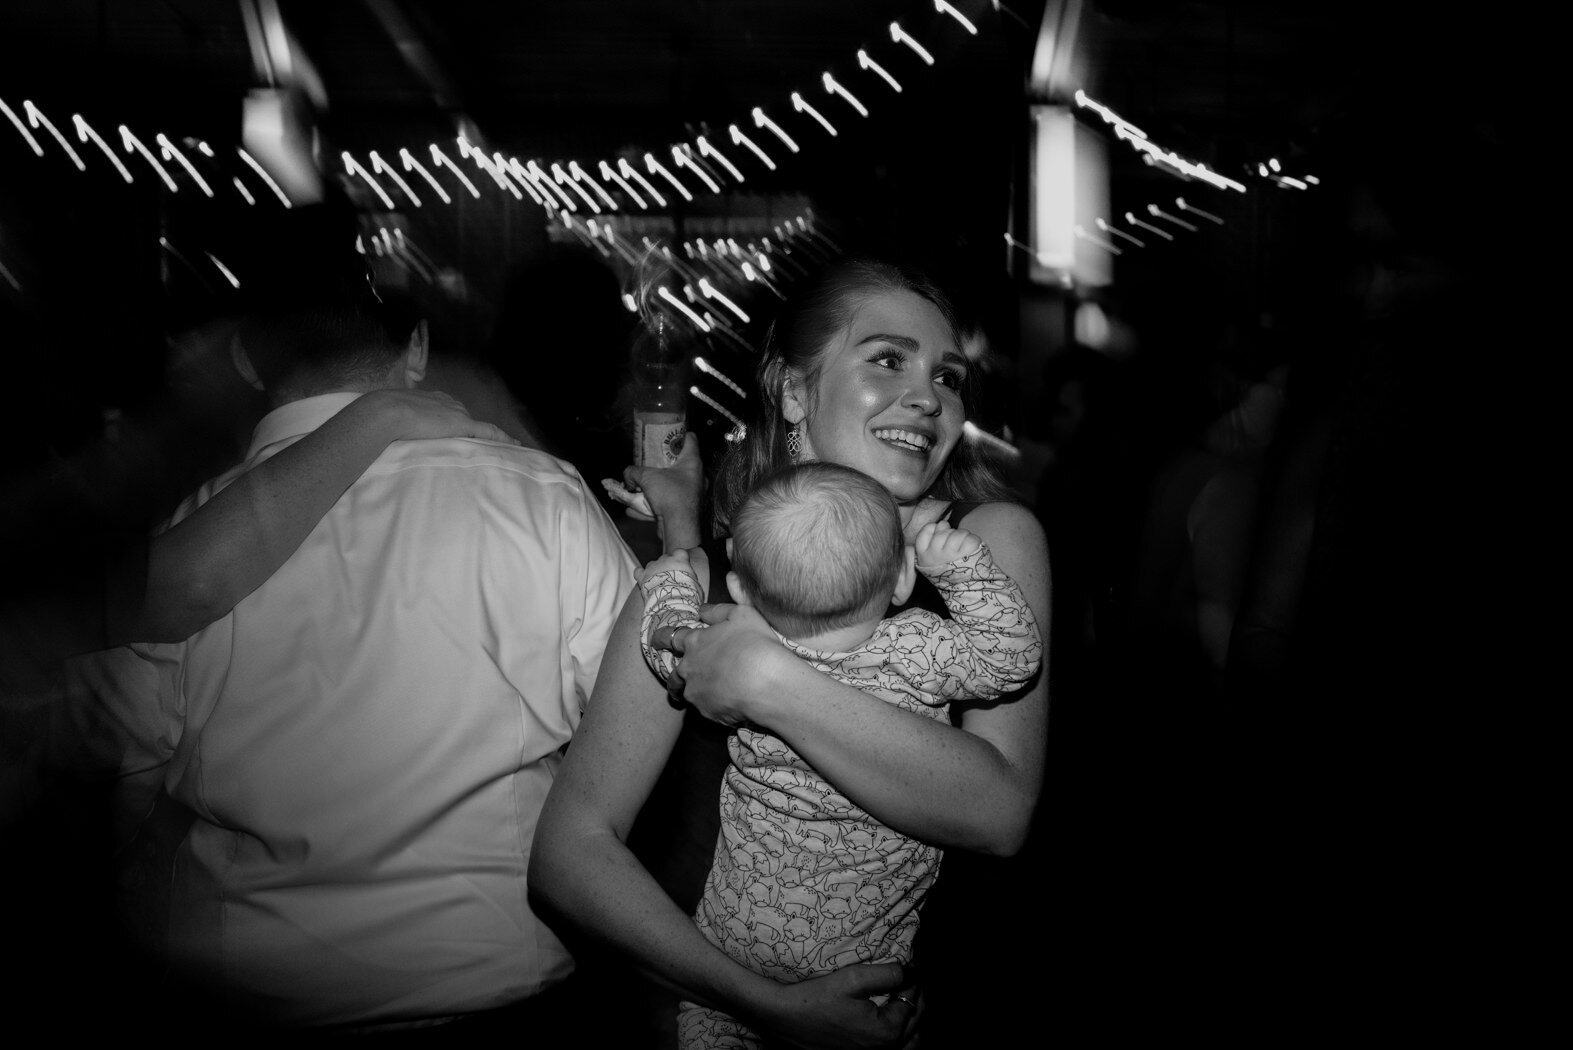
631 312 689 470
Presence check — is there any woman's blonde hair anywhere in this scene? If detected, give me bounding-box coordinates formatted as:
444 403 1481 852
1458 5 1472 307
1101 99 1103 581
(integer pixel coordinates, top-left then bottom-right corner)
710 257 1008 534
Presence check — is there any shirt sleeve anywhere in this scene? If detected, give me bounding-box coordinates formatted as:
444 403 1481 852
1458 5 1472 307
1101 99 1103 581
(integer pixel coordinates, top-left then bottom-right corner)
563 480 641 713
896 543 1044 701
637 568 707 683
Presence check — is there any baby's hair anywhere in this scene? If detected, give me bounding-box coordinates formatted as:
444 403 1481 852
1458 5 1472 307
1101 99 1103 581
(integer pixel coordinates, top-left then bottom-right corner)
730 462 905 640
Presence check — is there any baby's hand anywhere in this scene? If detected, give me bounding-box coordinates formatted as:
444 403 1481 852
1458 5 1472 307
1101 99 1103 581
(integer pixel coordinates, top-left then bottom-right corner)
913 521 982 568
639 549 693 585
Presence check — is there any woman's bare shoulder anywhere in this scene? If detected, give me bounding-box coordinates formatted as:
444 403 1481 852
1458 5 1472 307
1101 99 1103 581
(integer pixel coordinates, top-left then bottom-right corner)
957 499 1046 544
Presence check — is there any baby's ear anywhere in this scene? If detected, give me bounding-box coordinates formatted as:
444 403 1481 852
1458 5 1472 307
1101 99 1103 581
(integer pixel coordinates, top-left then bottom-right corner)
726 570 754 608
891 546 917 606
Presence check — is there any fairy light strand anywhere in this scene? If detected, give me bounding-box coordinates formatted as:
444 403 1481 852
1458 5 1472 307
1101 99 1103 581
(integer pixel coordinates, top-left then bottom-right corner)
645 153 694 202
429 144 481 198
400 148 451 204
857 50 902 92
1 97 45 156
822 73 868 117
889 22 935 65
157 133 210 194
792 92 838 136
618 157 666 207
26 102 85 170
934 1 979 35
729 124 777 170
121 126 178 191
370 150 421 207
600 160 648 209
342 151 395 209
697 136 745 182
752 107 800 153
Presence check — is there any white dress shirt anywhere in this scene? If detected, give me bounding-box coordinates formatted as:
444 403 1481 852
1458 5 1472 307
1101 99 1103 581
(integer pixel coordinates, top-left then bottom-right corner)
78 392 638 1028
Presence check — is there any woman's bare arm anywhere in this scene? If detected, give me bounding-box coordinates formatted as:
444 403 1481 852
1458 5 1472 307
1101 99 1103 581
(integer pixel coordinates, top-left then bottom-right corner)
110 390 516 645
670 500 1051 855
530 573 920 1050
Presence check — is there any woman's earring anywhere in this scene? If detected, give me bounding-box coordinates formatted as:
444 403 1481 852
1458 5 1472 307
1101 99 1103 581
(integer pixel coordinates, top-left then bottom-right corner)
786 423 802 458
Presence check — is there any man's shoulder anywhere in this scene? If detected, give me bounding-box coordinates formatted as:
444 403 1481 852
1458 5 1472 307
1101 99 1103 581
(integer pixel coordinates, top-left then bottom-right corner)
372 437 589 488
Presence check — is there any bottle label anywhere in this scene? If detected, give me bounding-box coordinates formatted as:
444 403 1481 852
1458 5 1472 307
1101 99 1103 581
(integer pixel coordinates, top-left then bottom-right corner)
635 412 686 467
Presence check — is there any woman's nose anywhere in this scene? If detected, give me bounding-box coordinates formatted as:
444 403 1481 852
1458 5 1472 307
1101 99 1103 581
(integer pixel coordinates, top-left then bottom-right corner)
904 379 941 414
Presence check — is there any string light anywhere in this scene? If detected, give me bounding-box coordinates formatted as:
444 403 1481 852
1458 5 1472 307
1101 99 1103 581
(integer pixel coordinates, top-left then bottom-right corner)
400 148 451 204
822 73 868 117
857 50 902 92
1175 197 1223 224
342 151 395 209
1073 224 1121 255
599 160 647 209
231 177 256 205
645 152 694 202
1095 217 1144 247
570 161 619 209
672 146 721 193
691 386 745 429
728 124 777 170
528 160 577 210
552 162 601 211
657 284 710 330
697 279 750 324
752 107 800 153
485 152 531 202
369 150 421 207
497 157 545 207
1003 232 1049 266
696 136 744 182
618 157 667 207
889 22 935 65
1073 90 1147 140
963 421 1019 458
205 251 241 288
474 151 523 200
429 145 481 198
25 102 84 170
1124 211 1173 240
698 356 751 402
934 1 979 35
156 133 209 194
1147 203 1197 231
1 97 45 156
120 126 178 191
791 92 838 136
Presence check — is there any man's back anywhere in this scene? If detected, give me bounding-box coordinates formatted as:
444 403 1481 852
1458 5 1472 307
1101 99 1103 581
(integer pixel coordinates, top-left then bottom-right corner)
103 392 637 1028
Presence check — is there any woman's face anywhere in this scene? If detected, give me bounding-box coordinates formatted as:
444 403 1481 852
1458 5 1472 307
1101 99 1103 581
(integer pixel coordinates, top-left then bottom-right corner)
785 288 968 506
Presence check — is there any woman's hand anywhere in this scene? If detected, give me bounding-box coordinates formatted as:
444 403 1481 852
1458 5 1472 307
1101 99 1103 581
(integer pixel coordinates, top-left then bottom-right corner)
660 603 793 727
603 432 704 551
747 963 922 1050
353 389 519 445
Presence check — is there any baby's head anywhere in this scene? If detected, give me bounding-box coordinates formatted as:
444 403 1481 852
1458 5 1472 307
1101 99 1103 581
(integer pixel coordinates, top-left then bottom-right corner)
728 462 916 643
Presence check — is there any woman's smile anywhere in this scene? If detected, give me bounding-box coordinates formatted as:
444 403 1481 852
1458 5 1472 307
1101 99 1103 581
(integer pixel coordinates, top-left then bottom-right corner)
788 288 967 504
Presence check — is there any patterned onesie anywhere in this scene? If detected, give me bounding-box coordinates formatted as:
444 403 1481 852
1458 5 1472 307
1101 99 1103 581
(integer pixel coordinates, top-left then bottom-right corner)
639 544 1042 1050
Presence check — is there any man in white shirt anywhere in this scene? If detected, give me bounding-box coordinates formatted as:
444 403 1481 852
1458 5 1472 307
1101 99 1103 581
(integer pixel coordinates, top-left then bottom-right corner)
77 260 639 1034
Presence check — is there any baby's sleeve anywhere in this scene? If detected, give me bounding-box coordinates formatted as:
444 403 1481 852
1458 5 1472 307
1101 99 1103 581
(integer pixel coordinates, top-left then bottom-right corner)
916 544 1043 701
638 568 708 683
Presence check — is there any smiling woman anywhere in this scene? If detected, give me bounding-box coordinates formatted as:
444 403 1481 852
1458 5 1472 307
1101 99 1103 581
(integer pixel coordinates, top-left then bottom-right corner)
529 256 1052 1048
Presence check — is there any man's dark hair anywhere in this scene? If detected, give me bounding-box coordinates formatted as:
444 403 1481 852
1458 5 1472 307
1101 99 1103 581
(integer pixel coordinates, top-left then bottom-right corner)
234 200 405 396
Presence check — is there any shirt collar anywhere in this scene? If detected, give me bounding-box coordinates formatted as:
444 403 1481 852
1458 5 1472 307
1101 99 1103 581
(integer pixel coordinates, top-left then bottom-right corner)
246 391 366 460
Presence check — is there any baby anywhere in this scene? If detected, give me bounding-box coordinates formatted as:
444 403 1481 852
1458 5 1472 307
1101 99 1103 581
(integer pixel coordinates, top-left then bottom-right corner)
638 461 1042 1050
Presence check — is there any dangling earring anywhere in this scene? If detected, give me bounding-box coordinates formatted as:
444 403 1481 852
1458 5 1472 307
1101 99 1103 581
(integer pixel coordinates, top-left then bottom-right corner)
786 423 803 458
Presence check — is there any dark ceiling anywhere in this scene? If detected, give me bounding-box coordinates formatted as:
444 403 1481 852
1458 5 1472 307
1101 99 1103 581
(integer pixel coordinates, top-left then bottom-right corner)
0 1 1458 189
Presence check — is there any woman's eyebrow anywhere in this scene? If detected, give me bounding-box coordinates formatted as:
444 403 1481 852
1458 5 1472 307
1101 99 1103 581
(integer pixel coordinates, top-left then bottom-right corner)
854 333 919 351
